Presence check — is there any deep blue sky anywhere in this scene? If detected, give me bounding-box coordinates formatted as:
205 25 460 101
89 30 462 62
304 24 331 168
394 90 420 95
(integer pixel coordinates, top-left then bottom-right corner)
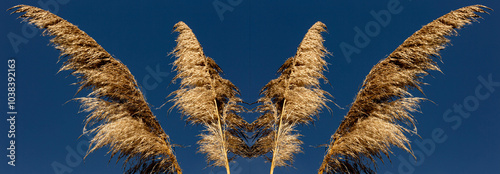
1 0 499 174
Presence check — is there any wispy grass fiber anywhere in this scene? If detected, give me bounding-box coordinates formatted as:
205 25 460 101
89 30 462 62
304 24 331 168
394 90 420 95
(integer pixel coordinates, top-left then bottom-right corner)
10 5 182 174
250 22 331 174
169 22 249 174
318 5 490 174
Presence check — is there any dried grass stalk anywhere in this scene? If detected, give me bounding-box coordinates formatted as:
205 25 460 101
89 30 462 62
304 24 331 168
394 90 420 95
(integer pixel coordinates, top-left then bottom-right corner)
169 22 249 174
251 22 331 174
318 5 490 174
10 5 182 174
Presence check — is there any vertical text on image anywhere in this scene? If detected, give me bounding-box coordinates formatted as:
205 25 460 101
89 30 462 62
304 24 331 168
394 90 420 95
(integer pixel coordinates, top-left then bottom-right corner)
7 58 17 167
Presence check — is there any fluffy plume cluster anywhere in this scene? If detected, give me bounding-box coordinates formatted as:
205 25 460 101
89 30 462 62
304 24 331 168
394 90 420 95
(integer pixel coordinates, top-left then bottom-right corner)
169 22 248 174
10 5 182 174
250 22 331 174
318 5 490 174
10 3 490 174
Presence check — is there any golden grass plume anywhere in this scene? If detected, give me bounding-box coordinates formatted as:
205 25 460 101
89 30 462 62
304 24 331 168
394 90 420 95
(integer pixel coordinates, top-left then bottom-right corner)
318 5 490 174
250 21 331 174
10 5 182 174
169 21 249 174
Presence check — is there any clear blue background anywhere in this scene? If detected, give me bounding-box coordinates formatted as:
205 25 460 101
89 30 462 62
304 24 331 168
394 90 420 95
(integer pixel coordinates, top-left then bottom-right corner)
1 0 499 174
